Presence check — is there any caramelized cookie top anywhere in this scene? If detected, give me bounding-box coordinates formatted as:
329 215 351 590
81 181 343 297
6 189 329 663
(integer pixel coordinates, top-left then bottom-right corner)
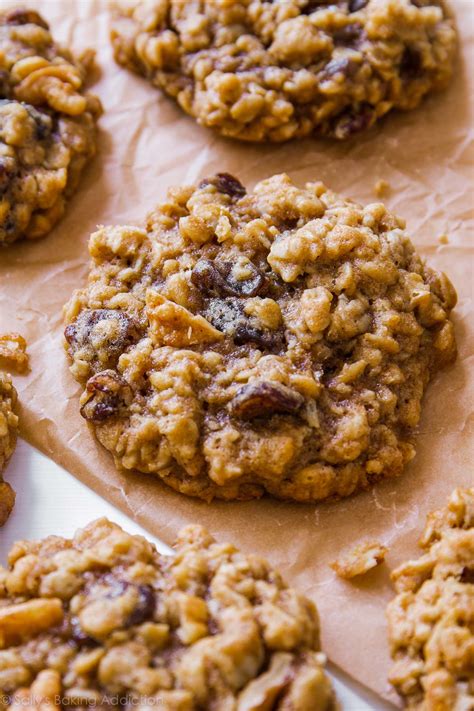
64 174 456 502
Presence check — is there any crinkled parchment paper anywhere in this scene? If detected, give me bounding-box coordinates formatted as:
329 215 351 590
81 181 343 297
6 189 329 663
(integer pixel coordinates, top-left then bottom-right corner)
0 0 473 704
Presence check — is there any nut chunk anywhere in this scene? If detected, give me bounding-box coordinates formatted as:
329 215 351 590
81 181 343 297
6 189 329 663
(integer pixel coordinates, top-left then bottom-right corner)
0 519 336 710
387 488 474 710
0 9 102 245
0 372 18 526
331 540 387 579
65 173 457 503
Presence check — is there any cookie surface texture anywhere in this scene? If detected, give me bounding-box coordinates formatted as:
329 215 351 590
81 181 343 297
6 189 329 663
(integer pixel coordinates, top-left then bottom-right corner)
64 173 457 502
387 488 474 710
0 9 102 245
111 0 457 141
0 372 17 525
0 519 335 710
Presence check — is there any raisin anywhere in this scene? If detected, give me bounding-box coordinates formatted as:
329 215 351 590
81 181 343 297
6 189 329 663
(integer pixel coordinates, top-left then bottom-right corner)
69 618 97 648
460 567 474 584
230 381 304 419
4 9 49 28
191 259 268 298
0 71 10 100
400 47 423 79
349 0 368 11
80 370 132 422
234 323 284 351
333 24 364 47
65 309 139 368
333 104 374 139
205 298 283 351
127 585 156 626
199 173 246 198
322 57 359 80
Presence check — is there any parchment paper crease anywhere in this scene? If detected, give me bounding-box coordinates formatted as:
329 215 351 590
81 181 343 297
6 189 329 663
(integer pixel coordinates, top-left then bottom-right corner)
0 0 473 704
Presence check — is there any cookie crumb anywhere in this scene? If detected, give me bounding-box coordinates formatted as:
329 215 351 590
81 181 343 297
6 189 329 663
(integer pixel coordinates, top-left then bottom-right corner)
0 333 29 373
331 540 388 579
438 234 449 244
374 180 391 198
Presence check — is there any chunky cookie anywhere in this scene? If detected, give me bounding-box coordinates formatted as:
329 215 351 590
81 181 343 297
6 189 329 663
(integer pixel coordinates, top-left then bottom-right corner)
0 519 335 711
0 9 102 245
64 173 457 502
111 0 457 142
0 372 17 525
387 488 474 710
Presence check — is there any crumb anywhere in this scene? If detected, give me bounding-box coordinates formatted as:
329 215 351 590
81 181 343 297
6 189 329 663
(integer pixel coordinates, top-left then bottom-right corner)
331 541 388 579
438 234 449 244
374 180 391 198
0 334 29 373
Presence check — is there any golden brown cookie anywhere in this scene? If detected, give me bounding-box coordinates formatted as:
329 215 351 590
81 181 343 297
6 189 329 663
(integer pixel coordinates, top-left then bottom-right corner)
111 0 457 142
0 8 102 245
0 372 17 525
0 518 335 710
387 488 474 709
64 173 457 502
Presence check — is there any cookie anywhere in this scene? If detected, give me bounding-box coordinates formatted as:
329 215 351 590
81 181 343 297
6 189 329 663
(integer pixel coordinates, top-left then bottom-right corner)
0 9 102 246
387 488 474 709
110 0 457 142
0 372 17 525
64 173 457 502
0 518 335 710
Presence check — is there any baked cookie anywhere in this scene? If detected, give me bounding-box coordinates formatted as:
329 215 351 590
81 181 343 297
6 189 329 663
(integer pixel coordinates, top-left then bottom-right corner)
387 488 474 709
0 518 335 710
0 9 102 245
64 173 457 502
0 372 17 525
110 0 457 142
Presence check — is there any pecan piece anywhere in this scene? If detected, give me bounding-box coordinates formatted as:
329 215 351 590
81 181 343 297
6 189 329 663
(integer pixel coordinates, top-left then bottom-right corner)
230 382 304 420
0 598 63 647
199 173 246 198
80 370 132 423
191 259 268 298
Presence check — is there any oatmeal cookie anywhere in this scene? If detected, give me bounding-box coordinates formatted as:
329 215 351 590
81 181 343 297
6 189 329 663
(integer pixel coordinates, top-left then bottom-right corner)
64 173 457 503
0 518 335 711
111 0 457 142
0 372 17 526
387 488 474 710
0 9 102 245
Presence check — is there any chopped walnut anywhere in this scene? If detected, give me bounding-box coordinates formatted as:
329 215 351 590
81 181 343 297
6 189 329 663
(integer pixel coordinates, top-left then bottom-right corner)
331 541 388 579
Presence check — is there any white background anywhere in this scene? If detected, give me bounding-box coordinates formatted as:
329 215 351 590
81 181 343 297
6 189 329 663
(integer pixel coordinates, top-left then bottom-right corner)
1 440 396 710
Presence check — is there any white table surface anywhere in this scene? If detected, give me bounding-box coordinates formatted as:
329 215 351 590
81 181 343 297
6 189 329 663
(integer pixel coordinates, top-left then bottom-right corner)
1 439 396 711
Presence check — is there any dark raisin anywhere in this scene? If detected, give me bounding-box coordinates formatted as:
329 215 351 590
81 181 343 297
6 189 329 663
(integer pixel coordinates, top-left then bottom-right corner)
333 104 374 139
400 47 423 79
0 71 11 100
199 173 246 198
4 9 49 28
460 567 474 584
80 370 132 423
231 381 305 420
65 309 139 367
349 0 368 11
234 323 284 351
191 259 268 298
333 24 364 46
127 585 156 626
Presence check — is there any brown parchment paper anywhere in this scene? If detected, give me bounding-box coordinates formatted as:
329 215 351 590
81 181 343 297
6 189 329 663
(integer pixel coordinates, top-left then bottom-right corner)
1 0 473 704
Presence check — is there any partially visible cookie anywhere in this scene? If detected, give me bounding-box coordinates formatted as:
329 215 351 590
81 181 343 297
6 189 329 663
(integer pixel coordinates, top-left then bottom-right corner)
0 9 102 245
0 372 17 525
387 488 474 709
111 0 457 142
64 173 457 503
0 518 335 710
